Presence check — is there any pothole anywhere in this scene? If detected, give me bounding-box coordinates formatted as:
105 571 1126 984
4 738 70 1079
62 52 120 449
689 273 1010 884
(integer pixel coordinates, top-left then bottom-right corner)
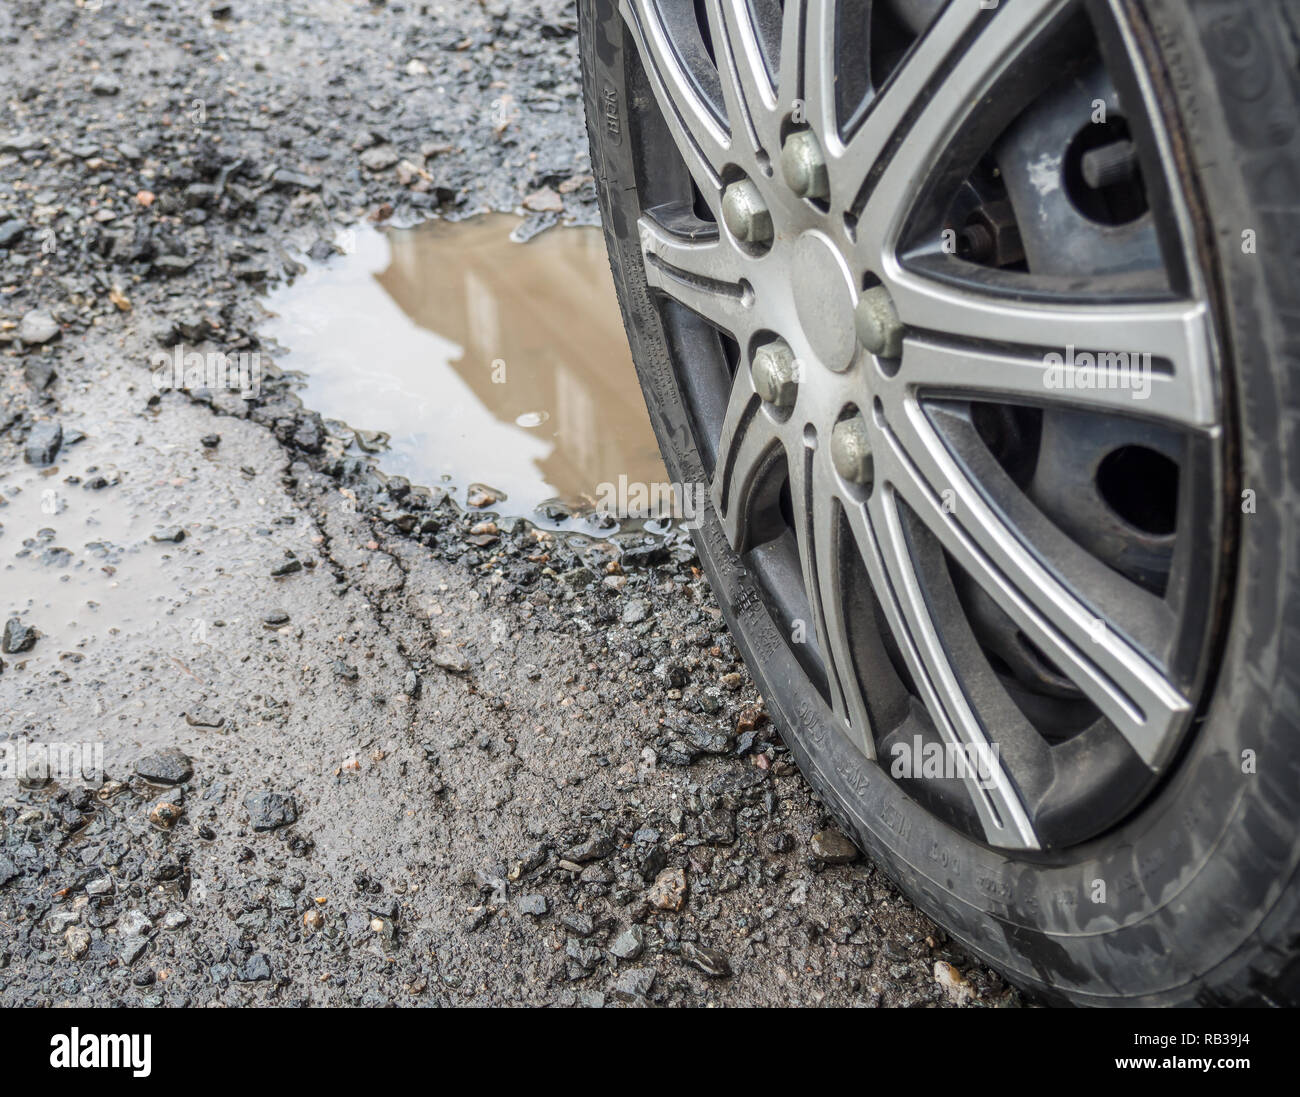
260 214 670 531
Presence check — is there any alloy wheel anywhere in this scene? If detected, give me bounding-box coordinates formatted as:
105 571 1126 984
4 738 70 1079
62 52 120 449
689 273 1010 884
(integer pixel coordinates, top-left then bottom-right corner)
619 0 1228 851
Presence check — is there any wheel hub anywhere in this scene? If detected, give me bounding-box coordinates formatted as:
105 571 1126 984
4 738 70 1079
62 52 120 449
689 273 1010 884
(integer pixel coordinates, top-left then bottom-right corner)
791 232 861 374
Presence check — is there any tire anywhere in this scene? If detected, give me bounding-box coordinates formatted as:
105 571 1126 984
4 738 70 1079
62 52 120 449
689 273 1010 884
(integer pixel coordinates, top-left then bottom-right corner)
581 0 1300 1006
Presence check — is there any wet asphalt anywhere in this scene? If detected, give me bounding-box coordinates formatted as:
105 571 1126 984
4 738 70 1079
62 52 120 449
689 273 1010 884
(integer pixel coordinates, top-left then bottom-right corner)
0 0 1020 1007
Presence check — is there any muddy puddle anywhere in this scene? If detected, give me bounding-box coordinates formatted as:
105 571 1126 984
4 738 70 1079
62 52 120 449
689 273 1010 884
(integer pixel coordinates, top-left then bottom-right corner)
261 215 670 531
0 425 220 732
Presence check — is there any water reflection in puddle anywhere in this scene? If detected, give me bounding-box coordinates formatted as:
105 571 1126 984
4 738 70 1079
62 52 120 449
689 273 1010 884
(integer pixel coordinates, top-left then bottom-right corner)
262 214 668 528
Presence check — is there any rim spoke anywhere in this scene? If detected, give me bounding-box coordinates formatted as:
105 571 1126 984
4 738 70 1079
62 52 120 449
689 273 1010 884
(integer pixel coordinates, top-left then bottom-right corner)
878 392 1192 770
704 0 779 157
638 210 754 337
801 0 838 145
775 0 805 117
620 0 731 200
897 292 1217 428
854 0 1068 239
710 367 783 547
844 487 1041 849
790 448 876 756
828 0 990 199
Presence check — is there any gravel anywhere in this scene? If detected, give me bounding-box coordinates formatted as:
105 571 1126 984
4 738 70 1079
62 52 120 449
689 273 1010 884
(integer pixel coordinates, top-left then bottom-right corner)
2 619 37 655
18 309 59 345
134 749 194 786
22 421 62 465
243 792 299 831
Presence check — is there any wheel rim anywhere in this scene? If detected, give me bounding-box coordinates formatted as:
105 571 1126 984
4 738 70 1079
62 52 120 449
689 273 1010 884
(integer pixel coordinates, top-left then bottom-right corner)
617 0 1229 851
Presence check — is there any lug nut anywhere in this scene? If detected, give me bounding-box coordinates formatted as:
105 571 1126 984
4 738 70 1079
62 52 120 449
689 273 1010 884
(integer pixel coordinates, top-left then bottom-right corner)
722 179 772 246
855 285 905 359
957 222 995 264
831 416 873 487
780 131 828 201
751 340 798 408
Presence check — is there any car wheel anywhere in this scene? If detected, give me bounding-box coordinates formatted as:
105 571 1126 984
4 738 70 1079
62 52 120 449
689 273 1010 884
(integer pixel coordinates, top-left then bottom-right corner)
581 0 1300 1005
